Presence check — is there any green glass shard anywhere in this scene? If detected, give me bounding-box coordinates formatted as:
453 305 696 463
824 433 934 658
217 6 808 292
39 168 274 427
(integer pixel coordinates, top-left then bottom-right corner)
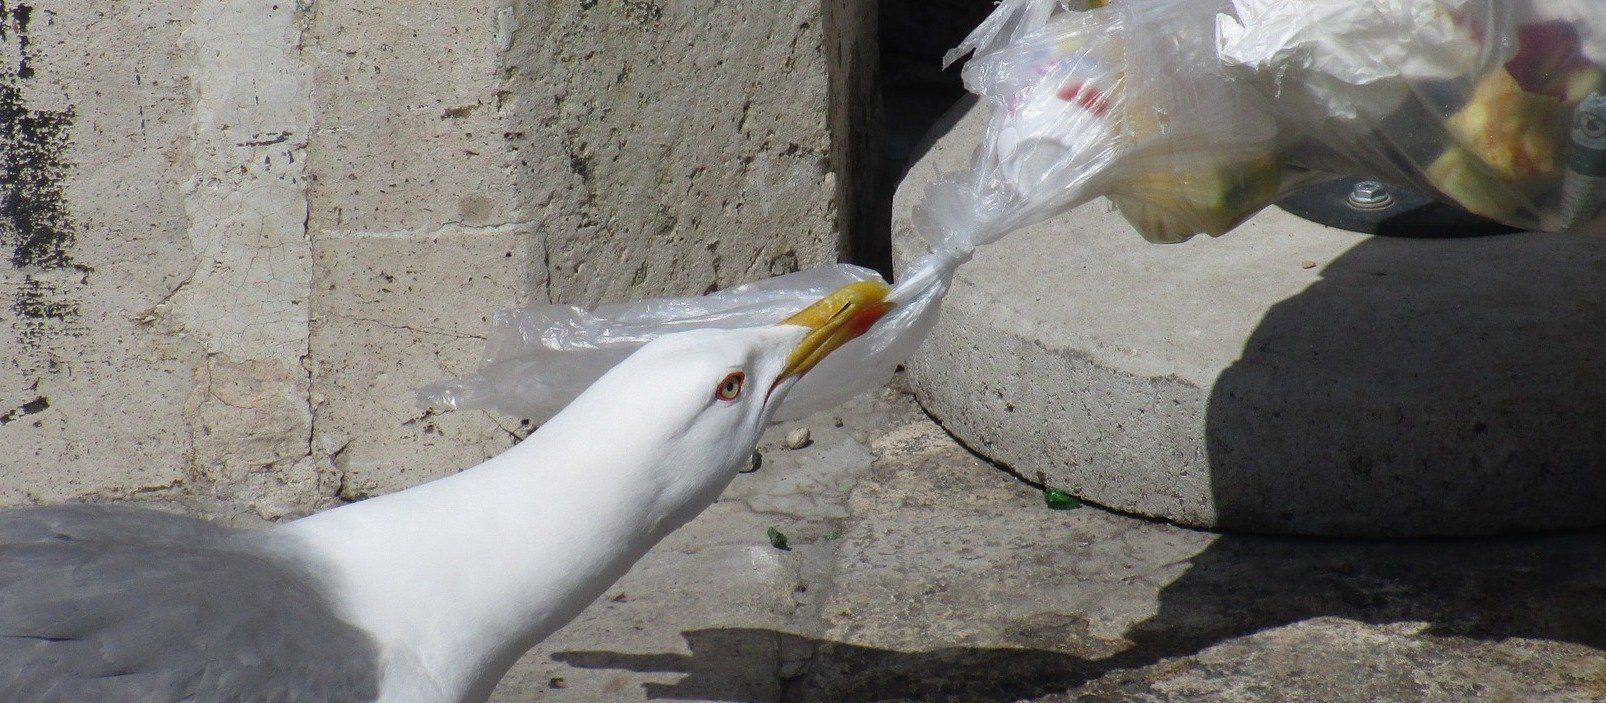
767 526 791 551
1044 488 1081 511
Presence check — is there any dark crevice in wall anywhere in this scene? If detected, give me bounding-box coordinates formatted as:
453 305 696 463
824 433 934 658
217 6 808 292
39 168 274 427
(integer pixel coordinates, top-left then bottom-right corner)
825 0 887 276
834 0 993 278
874 0 994 277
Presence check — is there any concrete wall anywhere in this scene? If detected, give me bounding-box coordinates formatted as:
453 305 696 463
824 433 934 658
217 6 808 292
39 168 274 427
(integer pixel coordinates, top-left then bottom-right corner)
0 0 866 517
510 1 849 305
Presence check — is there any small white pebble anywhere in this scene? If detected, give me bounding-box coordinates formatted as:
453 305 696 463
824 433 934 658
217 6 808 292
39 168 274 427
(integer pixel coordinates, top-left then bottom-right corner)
783 428 812 450
1300 260 1317 269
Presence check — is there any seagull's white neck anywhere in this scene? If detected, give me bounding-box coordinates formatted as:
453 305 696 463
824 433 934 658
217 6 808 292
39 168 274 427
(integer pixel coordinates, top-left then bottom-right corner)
275 401 739 703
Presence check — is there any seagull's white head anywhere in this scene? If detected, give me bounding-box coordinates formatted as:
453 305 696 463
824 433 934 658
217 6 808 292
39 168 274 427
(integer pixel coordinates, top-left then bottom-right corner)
540 281 893 525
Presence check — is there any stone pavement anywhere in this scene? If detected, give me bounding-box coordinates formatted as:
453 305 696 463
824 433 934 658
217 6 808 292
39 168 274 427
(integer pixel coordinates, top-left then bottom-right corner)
490 376 1606 702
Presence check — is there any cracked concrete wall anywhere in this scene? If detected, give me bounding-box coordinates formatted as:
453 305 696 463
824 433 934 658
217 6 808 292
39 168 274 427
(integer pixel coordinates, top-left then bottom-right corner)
0 0 865 515
176 0 321 516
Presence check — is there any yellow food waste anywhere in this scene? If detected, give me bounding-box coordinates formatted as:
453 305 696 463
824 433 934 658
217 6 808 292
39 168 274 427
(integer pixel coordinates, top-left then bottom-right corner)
1426 67 1604 221
1445 68 1562 184
1106 157 1283 244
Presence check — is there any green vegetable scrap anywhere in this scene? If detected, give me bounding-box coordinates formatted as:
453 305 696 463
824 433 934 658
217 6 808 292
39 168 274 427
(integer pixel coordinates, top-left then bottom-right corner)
1043 488 1081 511
766 526 791 551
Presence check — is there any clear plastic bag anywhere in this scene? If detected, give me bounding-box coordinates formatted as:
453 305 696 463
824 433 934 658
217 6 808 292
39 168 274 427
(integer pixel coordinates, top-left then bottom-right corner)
417 260 954 423
943 0 1606 242
420 0 1606 423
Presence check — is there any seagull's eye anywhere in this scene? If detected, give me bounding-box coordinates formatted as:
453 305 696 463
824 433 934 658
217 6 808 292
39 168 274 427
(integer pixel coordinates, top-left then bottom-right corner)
715 372 745 401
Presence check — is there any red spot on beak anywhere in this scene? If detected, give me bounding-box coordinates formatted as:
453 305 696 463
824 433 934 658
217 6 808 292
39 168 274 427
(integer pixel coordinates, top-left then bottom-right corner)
848 301 893 338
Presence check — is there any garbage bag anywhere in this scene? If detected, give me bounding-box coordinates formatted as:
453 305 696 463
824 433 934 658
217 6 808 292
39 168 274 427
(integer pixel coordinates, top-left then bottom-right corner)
943 0 1606 242
420 0 1606 422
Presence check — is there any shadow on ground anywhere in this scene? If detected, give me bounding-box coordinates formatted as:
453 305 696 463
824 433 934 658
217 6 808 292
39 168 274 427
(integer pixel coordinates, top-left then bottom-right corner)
558 628 1089 702
556 527 1606 702
1204 232 1606 535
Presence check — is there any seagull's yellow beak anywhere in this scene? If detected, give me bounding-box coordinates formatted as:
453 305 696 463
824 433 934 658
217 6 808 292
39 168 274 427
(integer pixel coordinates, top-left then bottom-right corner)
776 280 894 381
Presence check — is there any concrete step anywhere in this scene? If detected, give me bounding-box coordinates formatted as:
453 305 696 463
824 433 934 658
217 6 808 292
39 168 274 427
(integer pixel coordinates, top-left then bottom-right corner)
893 102 1606 537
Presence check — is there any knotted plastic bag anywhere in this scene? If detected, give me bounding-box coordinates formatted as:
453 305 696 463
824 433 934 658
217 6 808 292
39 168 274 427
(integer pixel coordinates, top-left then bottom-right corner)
420 0 1606 422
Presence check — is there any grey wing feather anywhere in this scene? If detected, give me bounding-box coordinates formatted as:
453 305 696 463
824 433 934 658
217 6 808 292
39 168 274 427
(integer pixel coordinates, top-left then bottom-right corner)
0 504 382 703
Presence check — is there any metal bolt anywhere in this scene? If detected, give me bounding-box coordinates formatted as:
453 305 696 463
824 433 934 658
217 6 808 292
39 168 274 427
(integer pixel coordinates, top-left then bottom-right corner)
1347 180 1395 210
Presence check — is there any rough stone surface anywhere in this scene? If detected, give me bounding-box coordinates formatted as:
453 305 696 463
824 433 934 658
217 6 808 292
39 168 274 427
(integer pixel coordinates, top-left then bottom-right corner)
176 0 320 517
306 1 522 238
892 102 1606 537
507 1 848 307
1 0 199 506
1 1 864 514
486 381 1606 702
308 229 532 499
302 0 534 502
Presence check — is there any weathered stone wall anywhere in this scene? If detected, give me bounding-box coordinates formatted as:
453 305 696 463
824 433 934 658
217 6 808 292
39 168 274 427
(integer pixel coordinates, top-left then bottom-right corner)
304 1 532 501
0 0 865 516
1 0 200 508
509 1 847 306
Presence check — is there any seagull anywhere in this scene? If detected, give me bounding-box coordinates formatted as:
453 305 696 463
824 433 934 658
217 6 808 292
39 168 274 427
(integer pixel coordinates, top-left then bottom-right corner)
0 281 893 703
